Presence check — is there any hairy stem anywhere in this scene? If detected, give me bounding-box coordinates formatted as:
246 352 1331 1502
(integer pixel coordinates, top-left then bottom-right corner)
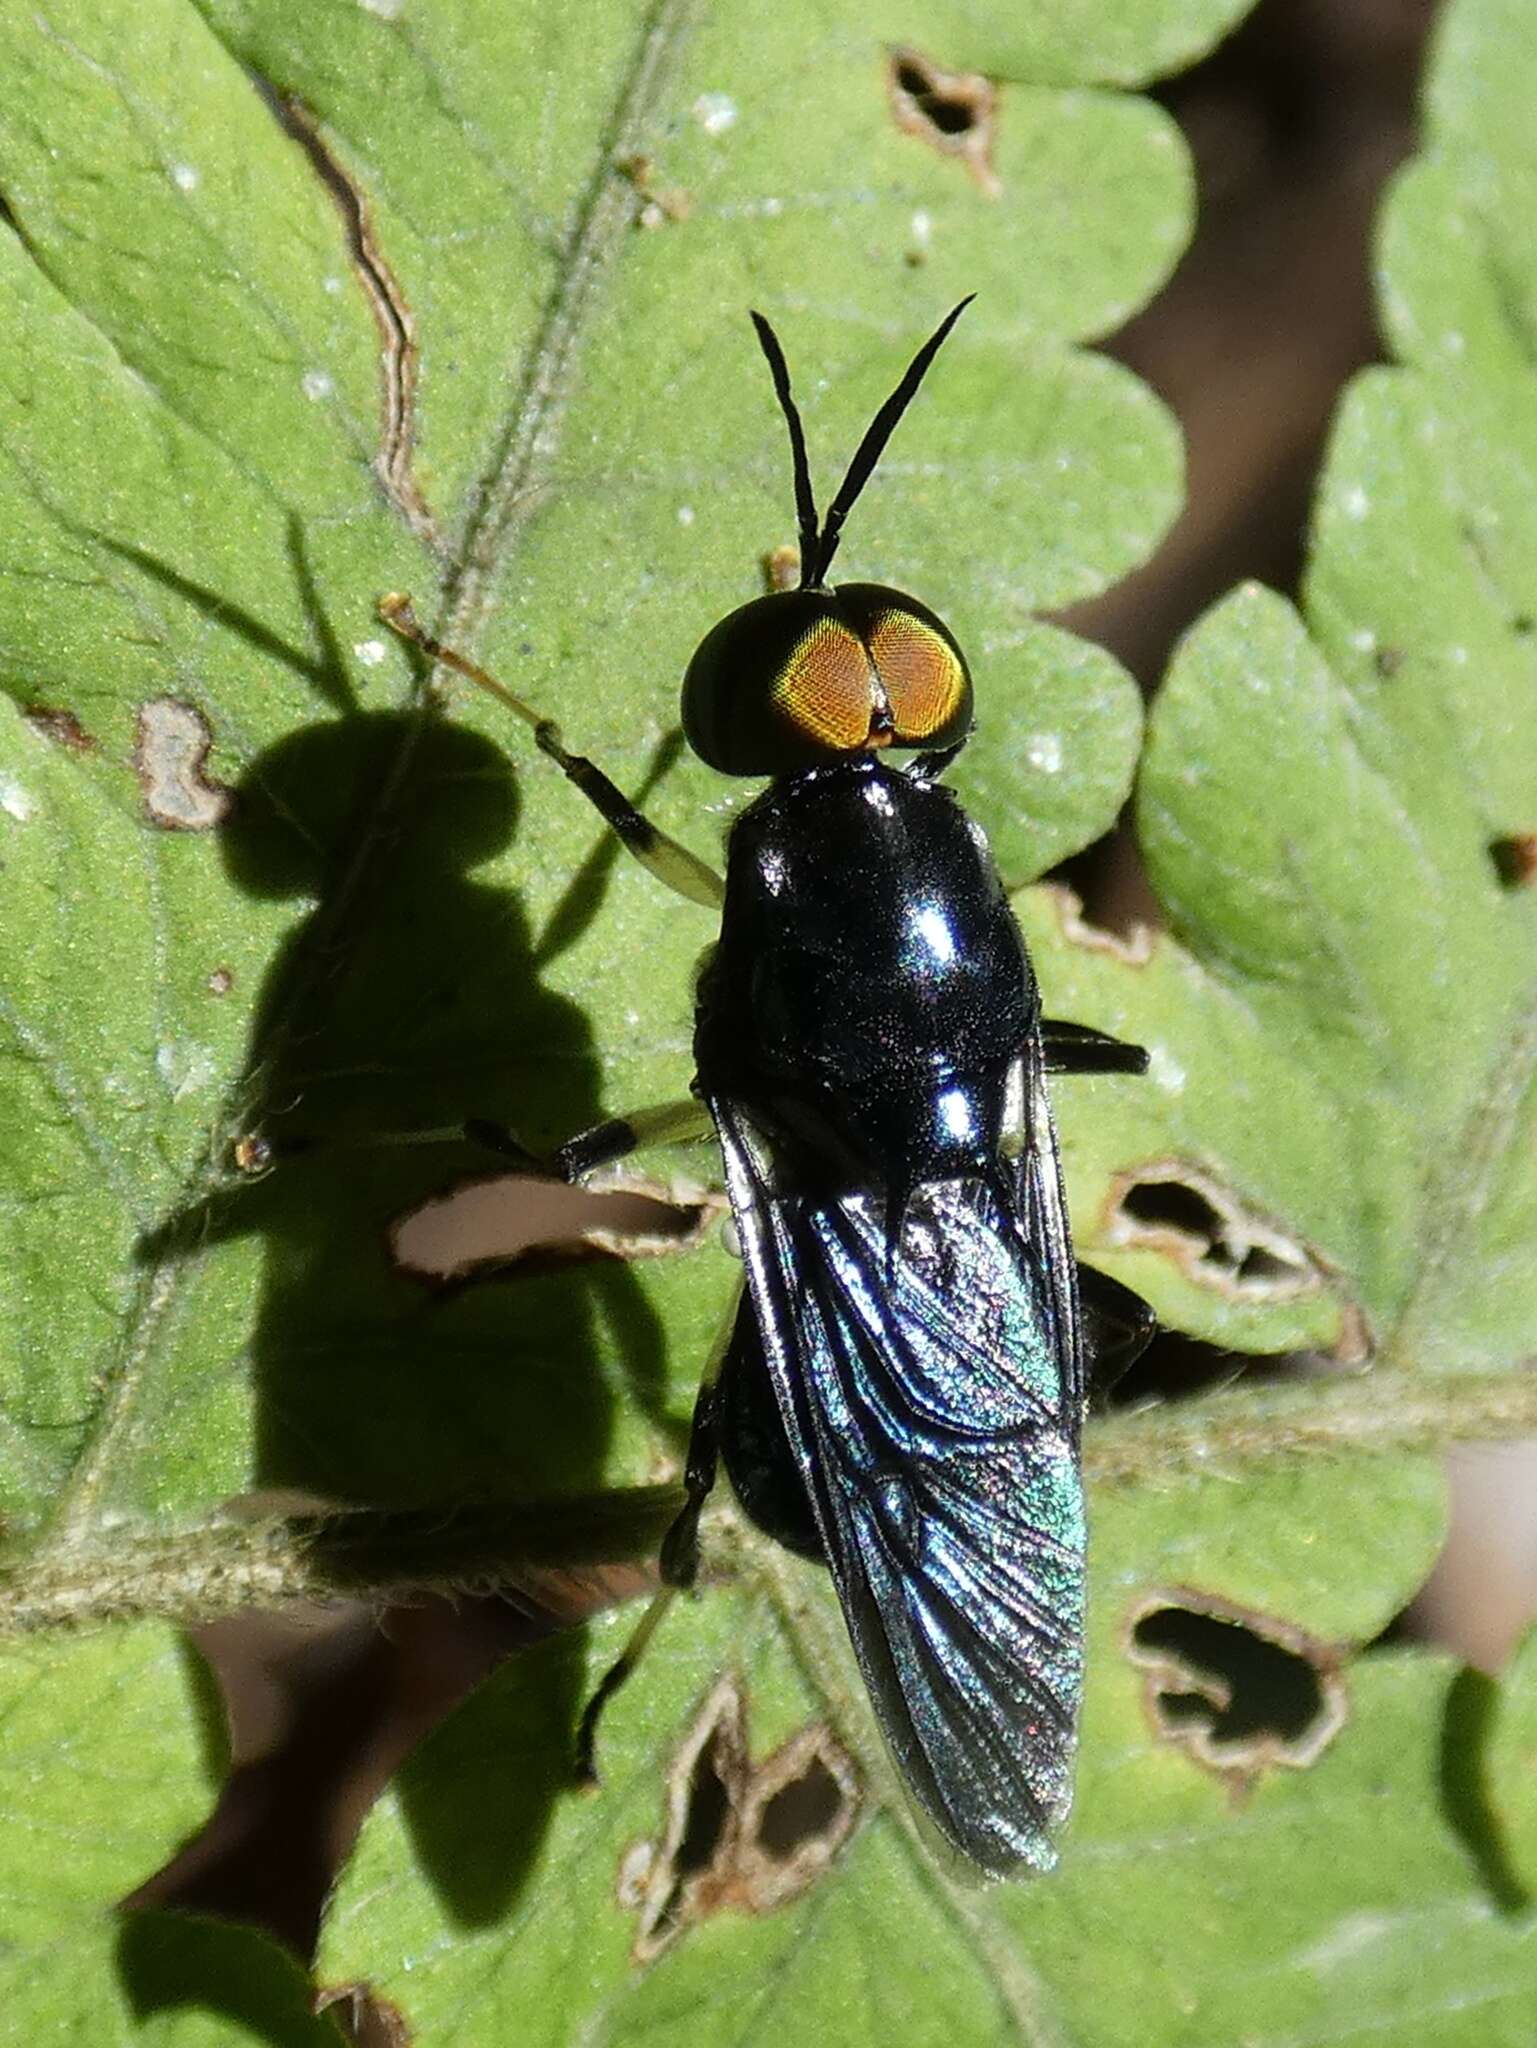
8 1369 1537 1637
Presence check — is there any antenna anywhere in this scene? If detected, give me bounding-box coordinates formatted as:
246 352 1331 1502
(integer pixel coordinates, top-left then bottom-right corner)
749 311 820 583
811 296 973 587
749 298 974 591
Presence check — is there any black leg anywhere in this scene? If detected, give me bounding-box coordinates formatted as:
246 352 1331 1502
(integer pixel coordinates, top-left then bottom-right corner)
573 1288 738 1785
1080 1262 1156 1399
1043 1019 1149 1075
573 1586 678 1787
658 1376 723 1591
464 1096 711 1182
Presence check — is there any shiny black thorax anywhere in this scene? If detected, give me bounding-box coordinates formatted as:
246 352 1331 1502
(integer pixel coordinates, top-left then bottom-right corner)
694 757 1038 1203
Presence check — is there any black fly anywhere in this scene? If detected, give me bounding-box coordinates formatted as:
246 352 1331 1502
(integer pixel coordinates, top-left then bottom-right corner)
381 301 1153 1875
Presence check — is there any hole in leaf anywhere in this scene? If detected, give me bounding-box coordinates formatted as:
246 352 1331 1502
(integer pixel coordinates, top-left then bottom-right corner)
1106 1159 1328 1304
134 697 233 831
391 1172 715 1283
886 47 1000 196
671 1724 735 1885
1121 1178 1222 1241
626 1676 746 1963
893 58 975 133
623 1678 857 1960
1127 1593 1347 1785
738 1723 860 1912
1490 833 1537 890
755 1754 845 1859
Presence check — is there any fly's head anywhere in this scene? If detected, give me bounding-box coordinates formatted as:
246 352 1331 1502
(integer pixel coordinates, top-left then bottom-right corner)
681 302 976 779
682 581 970 776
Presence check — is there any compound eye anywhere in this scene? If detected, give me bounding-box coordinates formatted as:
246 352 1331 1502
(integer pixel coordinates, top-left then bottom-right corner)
837 583 972 750
772 612 875 752
682 591 876 775
867 609 967 743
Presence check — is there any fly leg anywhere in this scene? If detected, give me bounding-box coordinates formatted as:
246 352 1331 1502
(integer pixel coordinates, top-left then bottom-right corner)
380 594 724 910
573 1285 739 1785
1079 1263 1156 1400
457 1095 713 1183
1042 1019 1149 1076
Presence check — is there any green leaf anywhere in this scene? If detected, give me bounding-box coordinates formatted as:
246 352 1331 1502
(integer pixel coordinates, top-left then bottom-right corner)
7 0 1537 2039
1019 0 1537 1388
320 1484 1530 2046
0 1624 342 2043
0 0 1178 1577
315 0 1537 2031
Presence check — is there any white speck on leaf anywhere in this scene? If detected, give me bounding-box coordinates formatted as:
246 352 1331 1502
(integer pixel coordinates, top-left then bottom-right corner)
1025 733 1063 774
693 92 737 136
1443 329 1466 355
1350 627 1377 653
1295 1910 1403 1973
354 639 388 667
302 369 334 401
156 1039 217 1101
677 505 695 527
0 775 36 822
1149 1047 1185 1091
1342 486 1370 520
1449 644 1469 665
169 162 199 192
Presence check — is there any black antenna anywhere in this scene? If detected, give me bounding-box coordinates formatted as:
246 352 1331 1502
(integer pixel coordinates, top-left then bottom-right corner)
809 296 974 588
750 311 820 585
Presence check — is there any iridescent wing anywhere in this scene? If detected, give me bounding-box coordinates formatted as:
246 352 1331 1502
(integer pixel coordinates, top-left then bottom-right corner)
708 1055 1085 1873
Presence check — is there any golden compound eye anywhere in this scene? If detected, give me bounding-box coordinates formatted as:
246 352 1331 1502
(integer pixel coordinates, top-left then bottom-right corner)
866 608 967 745
770 615 877 751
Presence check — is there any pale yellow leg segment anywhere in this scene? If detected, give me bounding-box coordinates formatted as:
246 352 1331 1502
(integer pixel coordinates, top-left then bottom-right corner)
379 595 725 911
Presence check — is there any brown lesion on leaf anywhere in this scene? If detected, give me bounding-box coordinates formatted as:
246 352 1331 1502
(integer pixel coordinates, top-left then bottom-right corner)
619 1673 860 1963
390 1169 720 1285
206 966 235 997
1126 1590 1348 1793
1490 832 1537 889
615 152 693 228
133 697 233 830
24 703 96 752
886 47 1001 198
1040 881 1157 966
1104 1158 1327 1302
269 93 437 543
